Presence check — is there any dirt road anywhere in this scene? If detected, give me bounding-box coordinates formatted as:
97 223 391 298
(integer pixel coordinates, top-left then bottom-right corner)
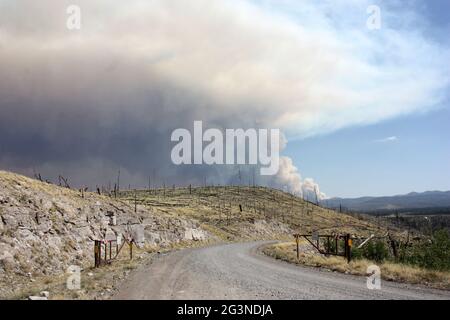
114 241 450 300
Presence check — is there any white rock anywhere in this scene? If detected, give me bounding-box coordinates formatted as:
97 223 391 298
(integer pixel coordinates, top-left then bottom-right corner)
0 251 14 261
28 296 47 300
145 231 161 245
130 225 145 247
0 251 16 271
104 229 117 241
184 228 206 241
40 291 50 298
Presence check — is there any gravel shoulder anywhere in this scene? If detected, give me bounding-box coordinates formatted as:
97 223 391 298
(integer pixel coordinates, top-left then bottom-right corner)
114 241 450 300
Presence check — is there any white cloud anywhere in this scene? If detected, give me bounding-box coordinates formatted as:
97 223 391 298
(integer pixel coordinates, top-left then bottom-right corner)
374 136 399 143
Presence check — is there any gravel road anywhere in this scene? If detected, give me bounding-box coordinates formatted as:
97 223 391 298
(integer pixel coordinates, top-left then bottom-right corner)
114 241 450 300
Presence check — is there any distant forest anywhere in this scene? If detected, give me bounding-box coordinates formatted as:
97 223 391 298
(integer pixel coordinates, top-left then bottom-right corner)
365 208 450 234
365 207 450 216
336 207 450 234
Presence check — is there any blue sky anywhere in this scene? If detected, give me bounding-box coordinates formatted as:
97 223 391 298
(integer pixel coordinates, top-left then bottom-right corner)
282 0 450 198
285 106 450 197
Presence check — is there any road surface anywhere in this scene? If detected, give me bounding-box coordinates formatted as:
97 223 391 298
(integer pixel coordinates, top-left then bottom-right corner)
114 241 450 300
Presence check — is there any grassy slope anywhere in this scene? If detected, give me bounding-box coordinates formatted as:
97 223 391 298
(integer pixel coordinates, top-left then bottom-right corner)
263 242 450 290
119 186 395 241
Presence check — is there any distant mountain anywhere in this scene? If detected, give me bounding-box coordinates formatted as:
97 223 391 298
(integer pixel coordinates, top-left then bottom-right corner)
324 191 450 213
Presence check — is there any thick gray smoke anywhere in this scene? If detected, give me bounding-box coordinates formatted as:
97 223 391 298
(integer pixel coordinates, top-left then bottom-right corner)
0 0 447 196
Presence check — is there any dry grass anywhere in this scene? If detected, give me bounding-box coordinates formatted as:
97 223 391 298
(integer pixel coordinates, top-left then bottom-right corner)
6 243 144 300
120 186 398 241
4 235 224 300
263 242 450 290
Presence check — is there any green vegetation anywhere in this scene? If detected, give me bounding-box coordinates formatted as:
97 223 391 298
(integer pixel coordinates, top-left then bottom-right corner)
263 241 450 290
352 240 389 263
399 230 450 271
350 229 450 272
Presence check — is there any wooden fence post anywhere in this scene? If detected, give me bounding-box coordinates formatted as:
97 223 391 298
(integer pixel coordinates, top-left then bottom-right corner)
94 240 100 268
104 242 107 262
327 236 331 255
129 241 133 260
335 237 338 255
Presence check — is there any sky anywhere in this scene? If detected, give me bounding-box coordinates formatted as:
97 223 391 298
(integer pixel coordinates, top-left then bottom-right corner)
286 107 450 197
285 0 450 197
0 0 449 199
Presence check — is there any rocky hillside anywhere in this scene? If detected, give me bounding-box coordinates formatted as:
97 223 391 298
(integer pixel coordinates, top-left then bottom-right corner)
0 171 209 297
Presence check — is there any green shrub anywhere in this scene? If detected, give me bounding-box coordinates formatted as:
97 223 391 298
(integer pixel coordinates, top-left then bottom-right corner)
352 240 388 263
324 239 336 253
351 247 363 260
366 240 388 262
400 229 450 271
323 238 345 254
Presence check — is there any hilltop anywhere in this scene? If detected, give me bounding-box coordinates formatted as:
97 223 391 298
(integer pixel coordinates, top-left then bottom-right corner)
119 185 392 239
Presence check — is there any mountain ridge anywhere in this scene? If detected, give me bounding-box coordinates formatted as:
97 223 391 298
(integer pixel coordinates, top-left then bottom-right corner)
325 190 450 212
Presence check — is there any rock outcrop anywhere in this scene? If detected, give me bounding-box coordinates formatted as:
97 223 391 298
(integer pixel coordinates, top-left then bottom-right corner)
0 171 209 285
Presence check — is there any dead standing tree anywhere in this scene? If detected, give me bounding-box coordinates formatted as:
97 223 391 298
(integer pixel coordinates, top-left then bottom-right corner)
33 169 43 182
116 169 121 197
79 186 88 198
163 181 166 198
57 175 71 188
148 176 151 195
